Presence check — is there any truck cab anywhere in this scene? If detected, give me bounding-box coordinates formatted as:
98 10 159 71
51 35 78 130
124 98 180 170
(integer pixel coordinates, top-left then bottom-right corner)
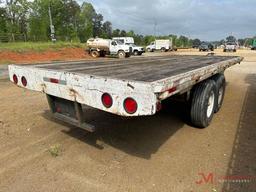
224 41 237 52
113 37 145 56
110 40 131 55
146 42 156 52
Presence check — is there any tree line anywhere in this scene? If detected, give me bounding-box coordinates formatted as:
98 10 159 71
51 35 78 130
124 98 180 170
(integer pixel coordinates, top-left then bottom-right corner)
0 0 195 46
0 0 255 47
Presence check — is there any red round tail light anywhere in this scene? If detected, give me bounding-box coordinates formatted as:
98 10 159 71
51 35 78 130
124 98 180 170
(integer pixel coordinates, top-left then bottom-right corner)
102 93 113 108
13 74 18 84
21 76 27 87
124 97 137 114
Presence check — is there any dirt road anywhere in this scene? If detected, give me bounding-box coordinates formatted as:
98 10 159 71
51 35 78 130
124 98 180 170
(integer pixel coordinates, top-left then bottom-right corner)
0 50 255 192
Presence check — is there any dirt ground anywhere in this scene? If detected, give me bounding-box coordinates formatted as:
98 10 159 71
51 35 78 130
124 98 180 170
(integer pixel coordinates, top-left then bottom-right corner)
0 49 256 192
0 47 91 64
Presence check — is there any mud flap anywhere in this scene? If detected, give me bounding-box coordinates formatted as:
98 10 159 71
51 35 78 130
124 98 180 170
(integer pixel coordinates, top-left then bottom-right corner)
46 94 95 132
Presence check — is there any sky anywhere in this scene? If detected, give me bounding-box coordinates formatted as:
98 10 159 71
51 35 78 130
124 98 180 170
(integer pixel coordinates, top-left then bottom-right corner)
80 0 256 41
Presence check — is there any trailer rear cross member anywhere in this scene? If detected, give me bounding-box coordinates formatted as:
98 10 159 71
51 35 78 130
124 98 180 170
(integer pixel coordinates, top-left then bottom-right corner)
9 55 243 131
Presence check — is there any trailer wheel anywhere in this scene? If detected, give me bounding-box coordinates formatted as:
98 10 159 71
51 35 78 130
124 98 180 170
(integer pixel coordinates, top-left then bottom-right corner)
190 79 217 128
118 51 125 59
212 74 226 113
91 50 100 58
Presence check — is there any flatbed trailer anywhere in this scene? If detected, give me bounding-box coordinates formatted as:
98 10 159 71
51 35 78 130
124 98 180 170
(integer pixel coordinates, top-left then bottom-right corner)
9 55 243 132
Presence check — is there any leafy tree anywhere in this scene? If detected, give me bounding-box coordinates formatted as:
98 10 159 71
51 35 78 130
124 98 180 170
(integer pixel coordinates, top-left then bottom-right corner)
78 2 95 42
179 35 189 47
0 7 7 34
102 21 112 38
144 35 155 45
226 35 236 42
238 39 245 46
93 13 103 37
192 38 201 48
112 29 120 37
5 0 31 41
120 30 126 37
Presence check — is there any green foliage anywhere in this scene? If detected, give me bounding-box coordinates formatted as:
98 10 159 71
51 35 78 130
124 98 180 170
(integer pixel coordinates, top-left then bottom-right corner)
0 42 83 52
48 144 61 157
1 0 255 49
0 8 7 34
226 35 236 42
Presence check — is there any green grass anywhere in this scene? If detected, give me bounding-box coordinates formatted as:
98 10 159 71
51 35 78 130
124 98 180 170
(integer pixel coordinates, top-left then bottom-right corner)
0 41 84 52
48 144 61 157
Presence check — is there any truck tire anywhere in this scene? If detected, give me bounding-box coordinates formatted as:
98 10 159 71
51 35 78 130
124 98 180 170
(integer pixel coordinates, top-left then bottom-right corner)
125 53 130 58
134 50 139 56
211 74 226 113
223 49 226 52
118 50 125 59
190 79 217 128
233 49 236 52
91 50 100 58
161 47 166 52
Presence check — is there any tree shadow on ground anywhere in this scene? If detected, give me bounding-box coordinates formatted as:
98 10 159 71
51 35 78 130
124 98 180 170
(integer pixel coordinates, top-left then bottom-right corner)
222 74 256 191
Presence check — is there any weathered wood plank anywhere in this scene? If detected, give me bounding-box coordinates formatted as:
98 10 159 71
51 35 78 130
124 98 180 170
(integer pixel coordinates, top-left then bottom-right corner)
32 55 238 82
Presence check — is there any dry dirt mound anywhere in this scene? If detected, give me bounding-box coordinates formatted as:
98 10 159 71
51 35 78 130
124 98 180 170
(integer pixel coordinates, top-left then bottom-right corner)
0 47 91 64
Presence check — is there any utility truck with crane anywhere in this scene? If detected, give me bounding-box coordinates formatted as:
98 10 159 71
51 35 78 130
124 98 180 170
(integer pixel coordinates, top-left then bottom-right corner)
112 37 145 56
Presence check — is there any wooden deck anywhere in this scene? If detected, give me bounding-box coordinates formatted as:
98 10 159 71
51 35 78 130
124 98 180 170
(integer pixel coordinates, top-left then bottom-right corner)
33 55 240 82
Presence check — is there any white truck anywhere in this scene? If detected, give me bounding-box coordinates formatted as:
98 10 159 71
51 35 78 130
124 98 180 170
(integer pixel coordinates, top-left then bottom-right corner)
146 39 175 52
113 37 145 56
9 55 243 132
223 42 238 52
87 38 132 58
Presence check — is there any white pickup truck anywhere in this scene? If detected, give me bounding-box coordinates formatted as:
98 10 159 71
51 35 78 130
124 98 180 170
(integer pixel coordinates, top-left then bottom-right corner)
223 42 238 52
9 55 243 132
113 37 145 56
87 38 132 58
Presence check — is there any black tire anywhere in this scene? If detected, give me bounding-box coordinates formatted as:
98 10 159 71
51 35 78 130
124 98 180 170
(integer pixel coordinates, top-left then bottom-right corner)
118 50 125 59
161 47 166 52
211 74 226 113
223 49 226 52
91 50 100 58
190 79 217 128
233 49 236 52
125 53 130 58
99 51 105 57
134 50 139 56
